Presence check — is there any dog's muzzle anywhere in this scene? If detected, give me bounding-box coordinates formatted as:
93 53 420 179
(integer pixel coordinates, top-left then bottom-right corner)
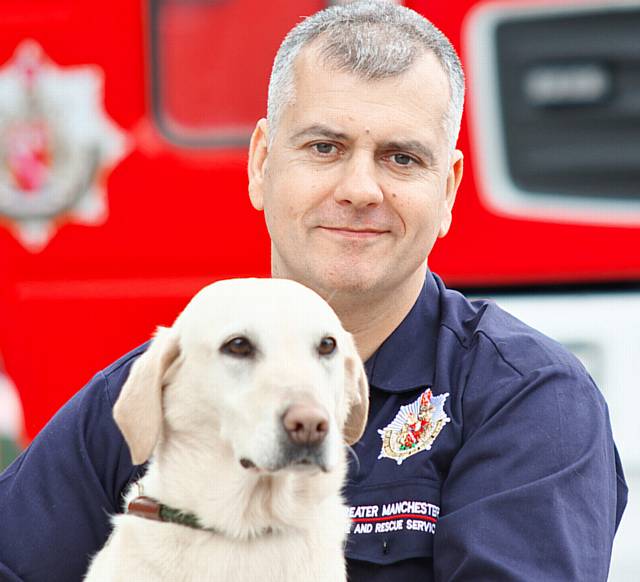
239 402 332 473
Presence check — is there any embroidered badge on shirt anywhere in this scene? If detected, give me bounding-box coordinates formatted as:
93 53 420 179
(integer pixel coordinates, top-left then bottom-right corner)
378 389 450 465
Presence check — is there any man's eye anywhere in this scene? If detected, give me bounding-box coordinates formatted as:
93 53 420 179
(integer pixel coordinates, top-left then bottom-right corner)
220 336 255 358
391 153 415 166
312 142 337 155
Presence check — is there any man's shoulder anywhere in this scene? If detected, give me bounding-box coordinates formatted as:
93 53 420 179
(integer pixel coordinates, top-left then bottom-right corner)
436 278 586 380
99 341 150 403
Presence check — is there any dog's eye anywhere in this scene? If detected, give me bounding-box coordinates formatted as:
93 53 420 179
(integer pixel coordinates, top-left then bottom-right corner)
317 336 337 356
221 336 255 358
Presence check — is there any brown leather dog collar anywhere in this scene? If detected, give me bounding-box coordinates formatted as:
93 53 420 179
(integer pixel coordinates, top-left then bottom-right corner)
127 495 274 537
127 496 217 533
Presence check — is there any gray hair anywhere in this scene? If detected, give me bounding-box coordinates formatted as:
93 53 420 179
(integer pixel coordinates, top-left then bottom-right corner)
266 0 465 153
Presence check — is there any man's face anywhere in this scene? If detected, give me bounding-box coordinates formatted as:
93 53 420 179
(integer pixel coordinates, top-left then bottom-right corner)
248 47 463 302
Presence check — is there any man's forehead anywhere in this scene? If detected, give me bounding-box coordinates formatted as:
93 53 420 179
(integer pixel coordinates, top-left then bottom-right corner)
294 42 448 92
286 45 450 131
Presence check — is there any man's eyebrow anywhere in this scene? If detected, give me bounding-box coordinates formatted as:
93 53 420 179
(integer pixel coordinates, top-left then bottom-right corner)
382 140 436 166
289 126 437 165
289 125 350 143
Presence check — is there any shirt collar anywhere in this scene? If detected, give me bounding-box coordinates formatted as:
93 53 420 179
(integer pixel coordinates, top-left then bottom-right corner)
364 272 440 393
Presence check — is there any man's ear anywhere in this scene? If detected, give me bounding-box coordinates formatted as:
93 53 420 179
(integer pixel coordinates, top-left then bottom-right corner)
438 149 464 238
247 118 269 211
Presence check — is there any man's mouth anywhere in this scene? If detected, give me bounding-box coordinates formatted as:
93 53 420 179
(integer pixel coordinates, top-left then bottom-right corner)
318 226 388 239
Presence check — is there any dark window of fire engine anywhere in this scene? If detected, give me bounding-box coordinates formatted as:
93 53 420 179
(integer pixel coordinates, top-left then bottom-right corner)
151 0 328 147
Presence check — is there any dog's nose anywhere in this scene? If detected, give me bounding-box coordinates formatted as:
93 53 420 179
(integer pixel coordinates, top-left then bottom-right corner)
282 403 329 446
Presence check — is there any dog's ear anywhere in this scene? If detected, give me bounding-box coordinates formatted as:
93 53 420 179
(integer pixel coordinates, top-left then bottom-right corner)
113 326 180 465
342 336 369 445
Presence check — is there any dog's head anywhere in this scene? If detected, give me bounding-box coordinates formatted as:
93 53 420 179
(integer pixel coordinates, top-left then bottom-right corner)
114 278 369 474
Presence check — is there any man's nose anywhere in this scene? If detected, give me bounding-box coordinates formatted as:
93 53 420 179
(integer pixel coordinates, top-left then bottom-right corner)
333 152 384 208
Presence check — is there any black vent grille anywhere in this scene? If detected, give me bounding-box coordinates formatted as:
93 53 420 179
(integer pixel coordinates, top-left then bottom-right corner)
495 7 640 201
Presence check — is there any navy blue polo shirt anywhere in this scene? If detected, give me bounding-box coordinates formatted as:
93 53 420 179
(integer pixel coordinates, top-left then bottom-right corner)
0 273 628 581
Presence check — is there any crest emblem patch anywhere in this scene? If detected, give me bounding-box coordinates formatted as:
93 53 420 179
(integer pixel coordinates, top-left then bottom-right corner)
0 41 128 251
378 389 450 465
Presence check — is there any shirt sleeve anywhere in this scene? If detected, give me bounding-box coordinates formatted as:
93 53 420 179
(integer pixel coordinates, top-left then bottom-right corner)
0 367 140 581
433 363 628 581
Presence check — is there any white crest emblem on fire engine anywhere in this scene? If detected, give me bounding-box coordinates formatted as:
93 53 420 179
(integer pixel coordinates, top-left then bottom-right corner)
378 389 450 465
0 40 128 251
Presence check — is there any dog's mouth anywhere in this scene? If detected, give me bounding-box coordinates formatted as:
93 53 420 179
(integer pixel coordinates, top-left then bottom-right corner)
239 457 257 470
289 457 326 472
239 450 329 473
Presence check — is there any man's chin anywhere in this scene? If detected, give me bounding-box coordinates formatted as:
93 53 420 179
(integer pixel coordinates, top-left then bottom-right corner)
272 255 397 301
304 268 386 301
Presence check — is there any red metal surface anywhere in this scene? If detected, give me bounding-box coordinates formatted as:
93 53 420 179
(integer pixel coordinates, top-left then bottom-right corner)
0 0 638 439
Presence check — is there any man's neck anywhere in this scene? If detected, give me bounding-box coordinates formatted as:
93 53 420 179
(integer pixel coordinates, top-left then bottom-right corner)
328 271 426 362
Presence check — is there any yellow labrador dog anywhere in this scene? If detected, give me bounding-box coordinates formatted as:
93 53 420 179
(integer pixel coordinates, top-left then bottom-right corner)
85 278 368 582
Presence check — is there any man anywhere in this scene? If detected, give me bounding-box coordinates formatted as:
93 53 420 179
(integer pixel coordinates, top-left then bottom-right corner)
0 2 627 580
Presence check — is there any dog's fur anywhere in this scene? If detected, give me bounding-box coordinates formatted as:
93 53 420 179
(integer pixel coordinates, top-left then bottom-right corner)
84 278 368 582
